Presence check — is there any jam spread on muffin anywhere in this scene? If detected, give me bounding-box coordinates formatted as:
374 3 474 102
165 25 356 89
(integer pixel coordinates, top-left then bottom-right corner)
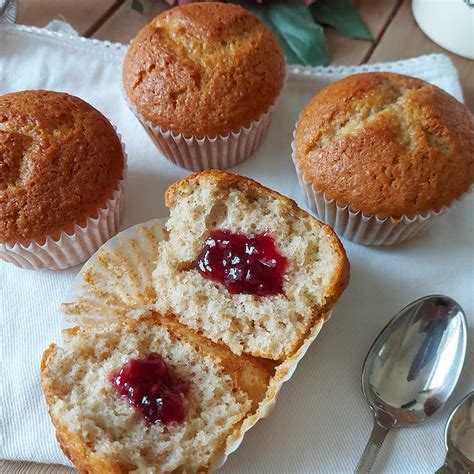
196 230 288 296
112 353 189 425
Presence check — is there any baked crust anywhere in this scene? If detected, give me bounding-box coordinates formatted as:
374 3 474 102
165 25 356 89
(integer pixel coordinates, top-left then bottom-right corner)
41 312 273 473
0 90 125 243
165 169 350 313
122 2 285 137
294 72 474 218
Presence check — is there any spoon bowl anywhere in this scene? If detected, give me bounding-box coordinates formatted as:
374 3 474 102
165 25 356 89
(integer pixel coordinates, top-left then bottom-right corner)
437 392 474 473
356 295 467 473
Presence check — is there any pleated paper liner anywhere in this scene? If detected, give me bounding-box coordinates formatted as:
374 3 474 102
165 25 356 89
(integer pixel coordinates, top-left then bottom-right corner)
0 129 127 270
121 77 285 172
60 217 330 470
62 219 166 323
291 138 473 246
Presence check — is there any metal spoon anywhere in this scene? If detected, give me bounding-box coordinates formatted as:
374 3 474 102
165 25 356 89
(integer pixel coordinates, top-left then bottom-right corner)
437 391 474 473
356 295 467 473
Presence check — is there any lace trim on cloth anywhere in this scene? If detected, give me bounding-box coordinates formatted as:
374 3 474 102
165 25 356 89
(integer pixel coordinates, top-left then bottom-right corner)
0 22 463 103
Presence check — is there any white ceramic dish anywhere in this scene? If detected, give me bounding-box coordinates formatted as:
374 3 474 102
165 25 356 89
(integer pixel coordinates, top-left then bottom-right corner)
412 0 474 60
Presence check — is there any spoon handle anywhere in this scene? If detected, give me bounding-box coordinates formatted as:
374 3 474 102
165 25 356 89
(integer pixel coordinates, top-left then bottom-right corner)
355 418 390 473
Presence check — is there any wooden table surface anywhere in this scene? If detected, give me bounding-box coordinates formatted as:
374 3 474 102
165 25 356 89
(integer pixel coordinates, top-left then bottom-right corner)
3 0 473 472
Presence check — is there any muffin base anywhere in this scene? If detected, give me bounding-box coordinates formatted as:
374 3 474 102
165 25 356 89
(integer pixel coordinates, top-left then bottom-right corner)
291 139 472 246
0 185 125 270
122 81 284 171
0 131 127 270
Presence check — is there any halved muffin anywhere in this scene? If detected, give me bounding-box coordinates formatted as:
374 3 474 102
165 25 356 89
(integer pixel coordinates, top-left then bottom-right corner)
41 312 272 473
153 171 349 359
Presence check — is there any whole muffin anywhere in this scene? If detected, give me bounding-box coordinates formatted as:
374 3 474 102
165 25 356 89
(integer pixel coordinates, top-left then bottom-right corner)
0 90 126 269
293 72 474 245
122 2 285 170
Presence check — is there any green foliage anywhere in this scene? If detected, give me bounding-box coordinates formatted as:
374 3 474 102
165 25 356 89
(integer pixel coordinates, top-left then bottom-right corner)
131 0 144 14
235 0 328 66
310 0 373 41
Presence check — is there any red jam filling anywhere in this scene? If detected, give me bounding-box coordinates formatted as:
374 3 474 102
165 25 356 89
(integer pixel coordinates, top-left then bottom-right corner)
111 353 189 425
196 230 288 296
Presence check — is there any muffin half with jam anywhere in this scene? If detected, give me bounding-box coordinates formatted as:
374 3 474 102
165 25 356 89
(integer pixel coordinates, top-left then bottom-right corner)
153 171 349 360
41 312 272 472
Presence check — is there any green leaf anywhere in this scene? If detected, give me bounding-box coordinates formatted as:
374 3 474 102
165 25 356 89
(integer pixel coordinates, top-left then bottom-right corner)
310 0 373 41
267 3 328 66
233 0 328 66
131 0 144 14
244 4 303 64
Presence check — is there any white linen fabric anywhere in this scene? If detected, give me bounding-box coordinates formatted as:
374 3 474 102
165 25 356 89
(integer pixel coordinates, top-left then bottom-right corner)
0 22 472 473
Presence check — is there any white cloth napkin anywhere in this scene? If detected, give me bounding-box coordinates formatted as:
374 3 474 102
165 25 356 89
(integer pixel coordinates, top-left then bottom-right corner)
0 22 473 473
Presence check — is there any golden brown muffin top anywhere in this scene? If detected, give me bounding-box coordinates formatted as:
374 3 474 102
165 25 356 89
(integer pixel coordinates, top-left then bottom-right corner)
295 72 474 218
122 2 285 137
0 90 125 244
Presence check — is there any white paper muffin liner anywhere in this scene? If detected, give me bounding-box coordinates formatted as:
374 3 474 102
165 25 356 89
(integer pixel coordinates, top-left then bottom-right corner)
122 79 284 171
0 132 127 270
61 219 166 324
291 138 472 246
60 218 330 471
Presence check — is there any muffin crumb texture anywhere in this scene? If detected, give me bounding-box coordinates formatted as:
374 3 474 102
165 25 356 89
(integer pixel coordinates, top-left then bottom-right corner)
123 2 285 137
295 72 474 218
153 171 349 360
41 314 272 473
0 90 124 243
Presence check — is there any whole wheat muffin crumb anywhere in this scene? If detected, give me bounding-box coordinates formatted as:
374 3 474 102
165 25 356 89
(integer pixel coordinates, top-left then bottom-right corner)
41 313 273 473
153 171 349 360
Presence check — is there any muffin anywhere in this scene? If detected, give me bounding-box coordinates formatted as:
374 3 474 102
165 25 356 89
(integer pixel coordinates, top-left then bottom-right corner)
292 72 474 245
51 194 341 471
0 90 126 270
41 313 271 472
153 170 349 359
122 2 285 171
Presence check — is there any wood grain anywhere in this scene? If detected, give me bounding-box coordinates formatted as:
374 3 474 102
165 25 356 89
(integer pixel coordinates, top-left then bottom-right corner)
369 0 474 111
93 0 168 43
326 0 400 65
17 0 121 36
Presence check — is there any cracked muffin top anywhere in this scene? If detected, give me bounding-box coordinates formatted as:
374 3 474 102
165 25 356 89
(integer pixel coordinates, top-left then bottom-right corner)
294 72 474 218
122 2 285 138
0 90 125 244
